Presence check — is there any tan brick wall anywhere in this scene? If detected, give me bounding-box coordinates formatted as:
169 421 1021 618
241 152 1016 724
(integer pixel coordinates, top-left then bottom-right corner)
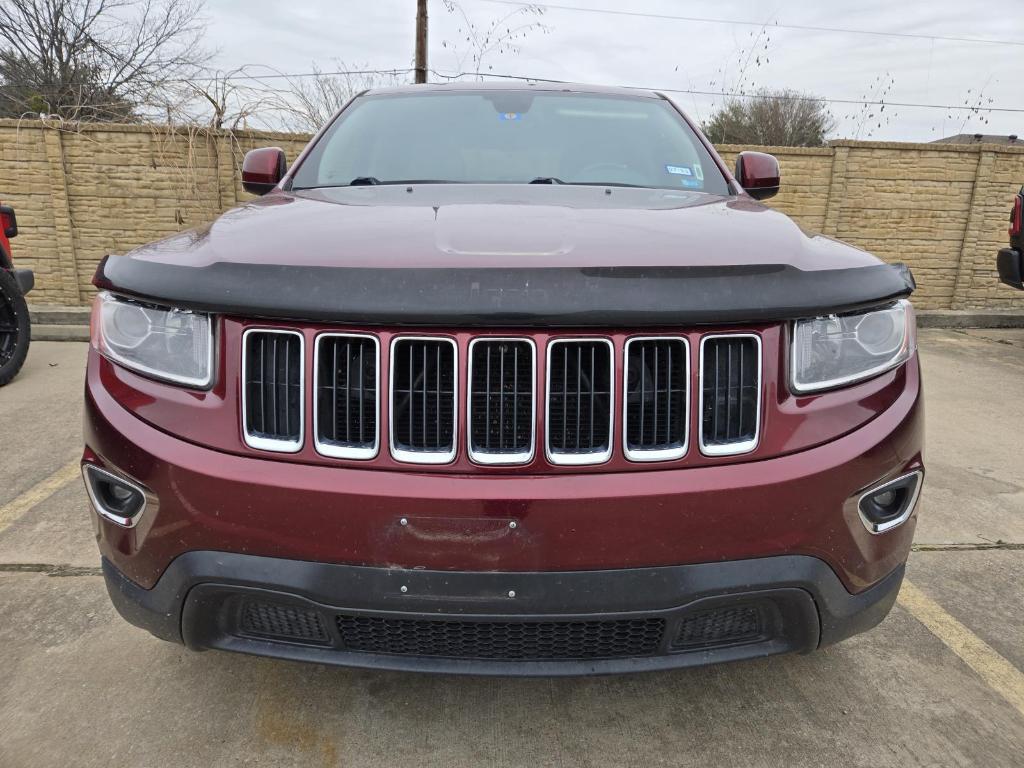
2 119 1023 310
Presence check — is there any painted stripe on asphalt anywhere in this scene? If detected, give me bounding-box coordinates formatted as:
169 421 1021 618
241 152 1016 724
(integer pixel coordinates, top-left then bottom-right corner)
899 579 1024 718
0 460 81 534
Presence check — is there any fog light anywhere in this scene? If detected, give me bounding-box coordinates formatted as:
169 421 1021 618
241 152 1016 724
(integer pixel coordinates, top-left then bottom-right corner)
857 470 923 534
82 465 148 528
871 490 897 509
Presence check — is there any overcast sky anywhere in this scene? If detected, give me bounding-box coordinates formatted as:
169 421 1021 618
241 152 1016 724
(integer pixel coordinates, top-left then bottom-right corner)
205 0 1022 141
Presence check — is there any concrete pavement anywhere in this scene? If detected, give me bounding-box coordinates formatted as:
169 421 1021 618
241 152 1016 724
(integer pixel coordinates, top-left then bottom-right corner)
0 332 1022 767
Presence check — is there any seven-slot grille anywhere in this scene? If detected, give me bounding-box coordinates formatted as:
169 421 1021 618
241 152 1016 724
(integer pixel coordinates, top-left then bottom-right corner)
242 329 304 452
468 339 535 464
315 334 379 459
700 335 762 455
546 339 614 464
623 337 689 460
390 337 458 463
243 331 762 463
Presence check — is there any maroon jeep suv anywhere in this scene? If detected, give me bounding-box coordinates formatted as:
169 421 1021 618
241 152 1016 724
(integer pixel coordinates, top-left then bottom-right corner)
83 83 923 675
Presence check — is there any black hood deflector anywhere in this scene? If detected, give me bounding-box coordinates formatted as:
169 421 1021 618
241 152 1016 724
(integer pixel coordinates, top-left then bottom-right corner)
95 258 916 327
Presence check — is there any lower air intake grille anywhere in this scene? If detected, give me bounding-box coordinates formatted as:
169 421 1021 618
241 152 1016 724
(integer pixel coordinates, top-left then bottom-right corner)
316 334 379 458
391 338 457 462
468 339 535 463
673 604 765 649
243 330 303 450
624 337 688 459
336 615 665 660
240 600 330 644
546 339 613 463
700 335 761 455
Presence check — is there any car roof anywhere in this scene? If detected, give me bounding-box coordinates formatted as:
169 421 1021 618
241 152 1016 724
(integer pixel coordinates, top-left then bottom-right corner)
361 80 666 100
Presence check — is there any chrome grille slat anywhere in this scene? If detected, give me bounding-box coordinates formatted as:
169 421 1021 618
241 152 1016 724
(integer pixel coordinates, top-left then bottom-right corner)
242 329 304 453
468 339 535 464
699 334 761 456
546 339 613 465
315 333 379 460
390 337 457 464
623 337 689 461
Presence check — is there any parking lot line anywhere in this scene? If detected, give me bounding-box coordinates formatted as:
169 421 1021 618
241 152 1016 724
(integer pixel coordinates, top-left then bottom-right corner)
899 579 1024 718
0 459 81 534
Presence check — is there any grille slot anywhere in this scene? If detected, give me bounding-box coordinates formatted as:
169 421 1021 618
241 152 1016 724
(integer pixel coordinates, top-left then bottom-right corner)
546 339 614 464
242 329 304 452
623 337 689 461
699 334 761 455
468 339 535 464
673 604 765 649
240 600 330 645
336 614 665 660
315 334 379 459
390 337 458 463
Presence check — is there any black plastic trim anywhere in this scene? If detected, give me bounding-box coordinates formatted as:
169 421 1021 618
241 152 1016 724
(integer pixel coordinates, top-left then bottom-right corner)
997 248 1023 290
11 268 33 295
101 552 904 676
94 259 916 327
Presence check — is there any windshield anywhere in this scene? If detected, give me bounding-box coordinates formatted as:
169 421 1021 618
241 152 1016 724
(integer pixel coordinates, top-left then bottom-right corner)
291 90 731 195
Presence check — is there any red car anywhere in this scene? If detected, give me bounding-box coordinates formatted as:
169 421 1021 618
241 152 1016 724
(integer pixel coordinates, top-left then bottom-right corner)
997 186 1023 289
0 201 32 386
83 84 923 675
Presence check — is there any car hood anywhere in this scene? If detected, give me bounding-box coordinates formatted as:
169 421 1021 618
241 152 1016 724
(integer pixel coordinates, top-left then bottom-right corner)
118 184 881 272
97 185 915 326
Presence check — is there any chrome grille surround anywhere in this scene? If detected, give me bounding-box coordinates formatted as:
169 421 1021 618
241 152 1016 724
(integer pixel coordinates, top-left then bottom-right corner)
241 328 305 454
698 333 762 457
388 336 459 464
313 332 380 460
544 338 615 466
622 335 690 462
466 337 537 465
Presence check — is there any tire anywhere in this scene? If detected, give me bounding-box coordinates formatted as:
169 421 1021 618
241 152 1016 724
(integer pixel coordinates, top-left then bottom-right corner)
0 268 30 386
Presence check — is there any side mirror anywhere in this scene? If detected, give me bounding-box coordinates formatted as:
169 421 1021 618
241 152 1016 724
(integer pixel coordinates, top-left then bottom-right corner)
735 151 780 201
242 147 287 195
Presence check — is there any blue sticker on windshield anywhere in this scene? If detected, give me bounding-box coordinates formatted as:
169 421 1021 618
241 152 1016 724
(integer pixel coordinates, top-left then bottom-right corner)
500 112 522 121
665 164 692 176
681 178 703 189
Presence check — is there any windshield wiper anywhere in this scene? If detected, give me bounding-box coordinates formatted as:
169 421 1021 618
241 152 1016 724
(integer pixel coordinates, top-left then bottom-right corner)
292 179 463 190
566 181 650 188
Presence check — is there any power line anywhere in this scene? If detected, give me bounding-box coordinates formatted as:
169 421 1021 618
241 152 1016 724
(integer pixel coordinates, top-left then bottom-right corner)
5 66 1020 115
430 70 1024 114
474 0 1024 48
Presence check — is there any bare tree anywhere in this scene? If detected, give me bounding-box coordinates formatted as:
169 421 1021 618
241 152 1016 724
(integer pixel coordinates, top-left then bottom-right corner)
180 67 269 130
264 63 405 134
440 1 548 79
0 0 209 121
703 89 835 147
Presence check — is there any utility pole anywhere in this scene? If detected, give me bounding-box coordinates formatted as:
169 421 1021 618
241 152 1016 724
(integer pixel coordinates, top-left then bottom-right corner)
415 0 428 84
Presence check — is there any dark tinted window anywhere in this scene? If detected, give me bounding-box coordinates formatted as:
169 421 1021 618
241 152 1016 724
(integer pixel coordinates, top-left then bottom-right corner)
292 90 729 195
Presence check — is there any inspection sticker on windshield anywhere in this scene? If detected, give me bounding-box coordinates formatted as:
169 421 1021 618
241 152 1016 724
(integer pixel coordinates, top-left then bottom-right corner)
693 163 704 181
499 112 522 121
665 164 692 176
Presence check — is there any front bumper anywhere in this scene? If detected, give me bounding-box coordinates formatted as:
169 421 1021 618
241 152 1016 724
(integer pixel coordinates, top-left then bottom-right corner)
103 551 905 676
84 352 923 593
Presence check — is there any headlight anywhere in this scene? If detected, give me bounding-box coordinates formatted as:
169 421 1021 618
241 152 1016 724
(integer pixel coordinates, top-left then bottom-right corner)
791 299 915 393
93 292 214 387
